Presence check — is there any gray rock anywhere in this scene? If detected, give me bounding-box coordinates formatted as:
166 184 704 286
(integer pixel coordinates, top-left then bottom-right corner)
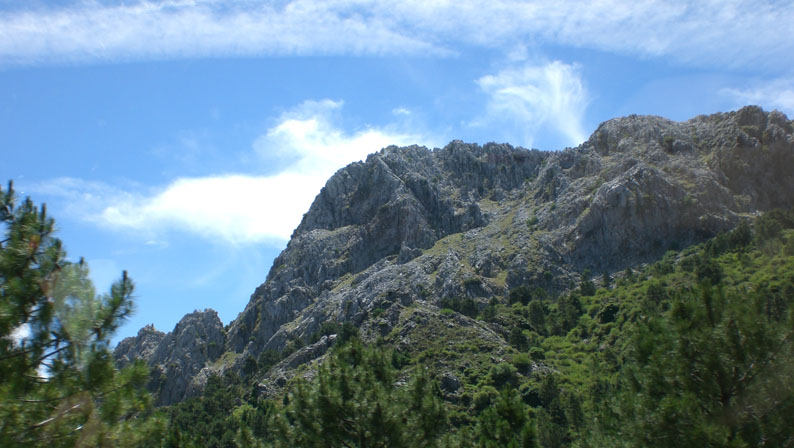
115 309 225 406
117 106 794 405
114 324 165 368
255 334 337 398
440 372 461 393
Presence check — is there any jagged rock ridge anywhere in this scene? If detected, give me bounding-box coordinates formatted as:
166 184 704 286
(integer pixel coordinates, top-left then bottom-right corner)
116 310 224 406
115 106 794 404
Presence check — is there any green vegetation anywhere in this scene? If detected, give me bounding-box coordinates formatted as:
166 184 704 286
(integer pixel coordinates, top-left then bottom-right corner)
9 173 790 447
0 182 163 446
274 340 447 447
166 372 256 447
165 208 794 447
439 296 479 318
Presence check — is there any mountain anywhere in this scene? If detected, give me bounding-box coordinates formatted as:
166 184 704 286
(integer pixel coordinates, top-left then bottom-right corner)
115 105 794 406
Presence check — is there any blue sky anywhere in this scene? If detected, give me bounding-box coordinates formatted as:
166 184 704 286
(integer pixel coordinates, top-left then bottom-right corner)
2 0 793 344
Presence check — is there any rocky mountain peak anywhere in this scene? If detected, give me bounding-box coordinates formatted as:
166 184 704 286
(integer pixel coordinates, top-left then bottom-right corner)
116 309 225 406
116 106 794 405
115 324 165 368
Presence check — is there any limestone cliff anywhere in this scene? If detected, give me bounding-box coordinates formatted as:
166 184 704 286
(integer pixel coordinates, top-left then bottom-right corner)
115 106 794 404
117 310 225 406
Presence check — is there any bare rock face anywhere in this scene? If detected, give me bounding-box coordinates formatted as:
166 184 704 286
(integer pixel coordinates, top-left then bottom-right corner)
224 142 545 358
117 106 794 405
115 324 165 367
115 309 225 406
226 106 794 367
552 106 794 270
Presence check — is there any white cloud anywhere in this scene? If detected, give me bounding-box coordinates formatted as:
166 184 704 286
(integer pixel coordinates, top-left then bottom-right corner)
385 0 794 70
98 174 315 244
0 0 441 65
722 78 794 116
477 61 589 148
1 1 793 70
34 100 428 245
392 108 412 116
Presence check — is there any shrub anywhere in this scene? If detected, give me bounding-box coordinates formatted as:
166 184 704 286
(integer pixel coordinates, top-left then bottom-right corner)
473 386 499 411
529 347 546 361
509 327 528 350
439 296 478 318
512 353 532 372
508 286 533 305
489 362 518 388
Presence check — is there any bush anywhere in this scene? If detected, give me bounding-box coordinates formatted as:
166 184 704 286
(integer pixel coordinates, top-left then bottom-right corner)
508 286 533 305
243 355 258 376
528 299 547 332
258 349 281 372
695 256 723 285
309 321 342 344
480 297 498 321
338 322 359 344
529 347 546 361
645 280 668 306
509 327 528 350
489 362 518 388
473 386 499 411
512 353 532 372
755 208 794 243
580 270 596 296
439 296 478 318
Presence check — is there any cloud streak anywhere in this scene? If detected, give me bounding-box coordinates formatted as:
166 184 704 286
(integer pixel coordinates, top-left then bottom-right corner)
1 1 792 70
0 0 442 65
33 100 429 245
478 61 589 148
722 78 794 116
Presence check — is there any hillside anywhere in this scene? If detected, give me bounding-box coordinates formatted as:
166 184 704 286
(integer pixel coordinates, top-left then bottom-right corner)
115 105 794 414
187 207 794 447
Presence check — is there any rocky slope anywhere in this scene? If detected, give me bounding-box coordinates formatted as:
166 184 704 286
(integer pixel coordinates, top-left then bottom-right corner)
116 309 225 405
115 106 794 404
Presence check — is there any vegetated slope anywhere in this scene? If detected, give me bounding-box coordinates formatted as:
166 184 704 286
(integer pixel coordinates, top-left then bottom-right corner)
167 206 794 447
115 106 794 406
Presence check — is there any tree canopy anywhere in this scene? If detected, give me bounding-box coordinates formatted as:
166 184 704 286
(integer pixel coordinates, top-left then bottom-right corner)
0 181 163 446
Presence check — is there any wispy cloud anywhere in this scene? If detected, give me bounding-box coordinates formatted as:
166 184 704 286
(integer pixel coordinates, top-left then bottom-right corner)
0 0 442 65
721 78 794 116
1 1 792 70
32 100 429 245
477 61 589 148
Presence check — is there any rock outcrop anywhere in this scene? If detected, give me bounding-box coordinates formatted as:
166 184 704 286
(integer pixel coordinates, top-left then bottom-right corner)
117 309 225 406
115 324 165 367
115 106 794 405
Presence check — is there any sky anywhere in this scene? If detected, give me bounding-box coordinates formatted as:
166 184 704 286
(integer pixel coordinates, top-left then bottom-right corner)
2 0 793 345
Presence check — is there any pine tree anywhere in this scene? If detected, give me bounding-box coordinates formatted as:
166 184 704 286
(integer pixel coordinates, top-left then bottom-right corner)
579 270 596 297
475 388 536 448
527 299 547 333
273 338 447 447
0 181 163 446
612 284 794 447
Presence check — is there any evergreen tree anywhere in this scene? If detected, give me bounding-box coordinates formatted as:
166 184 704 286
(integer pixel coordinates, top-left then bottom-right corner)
527 299 546 333
167 373 249 447
579 270 596 297
553 293 583 335
508 286 533 306
601 271 611 289
273 338 447 447
475 388 535 448
610 284 794 447
0 182 163 446
508 327 528 351
535 374 570 448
